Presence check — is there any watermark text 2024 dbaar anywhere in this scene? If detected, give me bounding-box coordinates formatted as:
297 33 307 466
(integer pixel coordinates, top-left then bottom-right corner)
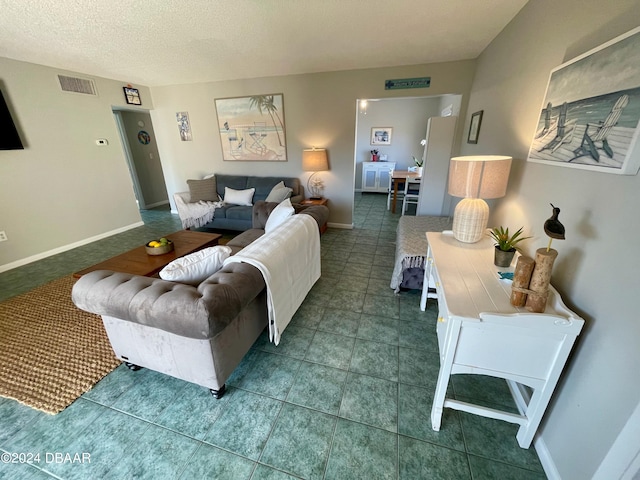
1 452 91 464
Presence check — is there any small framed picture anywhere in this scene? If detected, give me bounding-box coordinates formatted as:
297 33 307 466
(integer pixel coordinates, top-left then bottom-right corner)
176 112 193 141
371 127 392 146
123 87 141 105
467 110 483 144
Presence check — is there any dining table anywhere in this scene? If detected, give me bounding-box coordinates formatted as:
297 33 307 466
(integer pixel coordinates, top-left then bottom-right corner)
390 170 421 214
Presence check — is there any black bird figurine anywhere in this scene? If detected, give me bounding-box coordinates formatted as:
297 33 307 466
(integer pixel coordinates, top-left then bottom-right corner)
544 203 565 251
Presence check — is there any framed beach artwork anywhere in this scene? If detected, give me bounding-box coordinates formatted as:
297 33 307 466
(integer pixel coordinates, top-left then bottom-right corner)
527 26 640 175
214 94 287 161
371 127 392 146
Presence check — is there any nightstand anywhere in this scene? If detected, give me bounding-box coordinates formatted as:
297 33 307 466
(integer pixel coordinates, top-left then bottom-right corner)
301 198 328 233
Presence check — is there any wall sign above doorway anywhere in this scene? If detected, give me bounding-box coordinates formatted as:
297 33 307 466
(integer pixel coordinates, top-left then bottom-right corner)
385 77 431 90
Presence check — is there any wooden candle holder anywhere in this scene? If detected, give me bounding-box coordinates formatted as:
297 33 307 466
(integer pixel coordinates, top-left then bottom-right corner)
510 255 535 307
525 248 558 313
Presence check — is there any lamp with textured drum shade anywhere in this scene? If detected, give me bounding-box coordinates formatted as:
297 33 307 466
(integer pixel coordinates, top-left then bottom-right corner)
448 155 512 243
302 148 329 199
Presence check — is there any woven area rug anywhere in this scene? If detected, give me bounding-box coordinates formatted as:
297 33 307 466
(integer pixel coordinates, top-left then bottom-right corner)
0 275 120 414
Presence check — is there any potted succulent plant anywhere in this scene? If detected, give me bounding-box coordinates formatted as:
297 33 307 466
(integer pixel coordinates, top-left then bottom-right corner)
489 226 531 267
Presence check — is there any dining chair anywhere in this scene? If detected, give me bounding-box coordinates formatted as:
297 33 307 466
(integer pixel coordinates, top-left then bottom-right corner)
402 177 421 215
386 167 404 210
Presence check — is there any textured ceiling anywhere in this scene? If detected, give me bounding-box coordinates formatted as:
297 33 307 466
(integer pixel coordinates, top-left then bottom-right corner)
0 0 528 87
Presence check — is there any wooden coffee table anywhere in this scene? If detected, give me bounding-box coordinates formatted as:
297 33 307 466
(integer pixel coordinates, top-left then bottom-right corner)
73 230 222 278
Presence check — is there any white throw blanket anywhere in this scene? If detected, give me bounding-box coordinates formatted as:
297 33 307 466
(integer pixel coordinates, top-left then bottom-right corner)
224 214 321 345
173 192 223 229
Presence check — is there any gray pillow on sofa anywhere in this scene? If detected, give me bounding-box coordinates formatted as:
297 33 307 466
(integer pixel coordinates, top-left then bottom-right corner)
265 181 293 203
187 177 218 202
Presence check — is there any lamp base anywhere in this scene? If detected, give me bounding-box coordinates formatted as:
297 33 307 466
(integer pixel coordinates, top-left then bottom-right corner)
452 198 489 243
307 172 324 199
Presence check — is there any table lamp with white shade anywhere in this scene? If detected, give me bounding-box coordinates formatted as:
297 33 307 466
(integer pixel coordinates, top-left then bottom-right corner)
302 148 329 199
448 155 512 243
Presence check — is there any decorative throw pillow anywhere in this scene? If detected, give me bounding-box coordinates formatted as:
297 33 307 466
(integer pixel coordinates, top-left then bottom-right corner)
223 187 255 206
159 245 233 285
265 198 295 233
265 181 293 203
187 177 217 202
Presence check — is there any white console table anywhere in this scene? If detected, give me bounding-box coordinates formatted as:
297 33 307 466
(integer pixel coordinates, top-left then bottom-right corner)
420 231 584 448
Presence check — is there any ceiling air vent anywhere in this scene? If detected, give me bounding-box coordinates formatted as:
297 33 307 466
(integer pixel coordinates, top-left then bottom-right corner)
57 75 98 96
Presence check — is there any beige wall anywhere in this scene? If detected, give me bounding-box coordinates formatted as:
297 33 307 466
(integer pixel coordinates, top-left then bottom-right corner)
1 58 474 269
462 0 640 477
149 61 476 227
0 57 151 269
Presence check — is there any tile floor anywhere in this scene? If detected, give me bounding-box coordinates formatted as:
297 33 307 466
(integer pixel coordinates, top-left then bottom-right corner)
0 194 546 479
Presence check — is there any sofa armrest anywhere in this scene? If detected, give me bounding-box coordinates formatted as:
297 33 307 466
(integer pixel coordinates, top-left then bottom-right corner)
252 201 280 228
295 203 329 228
72 267 265 340
173 191 219 229
251 200 329 231
174 191 191 201
173 191 191 223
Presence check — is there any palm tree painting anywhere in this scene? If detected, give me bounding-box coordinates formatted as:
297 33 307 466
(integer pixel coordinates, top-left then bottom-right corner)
215 93 287 161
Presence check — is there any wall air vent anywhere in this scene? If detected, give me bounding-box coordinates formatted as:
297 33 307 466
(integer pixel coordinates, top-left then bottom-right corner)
57 75 98 96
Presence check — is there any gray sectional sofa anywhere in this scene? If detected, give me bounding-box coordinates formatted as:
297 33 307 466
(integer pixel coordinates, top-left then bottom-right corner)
174 174 304 231
72 201 329 399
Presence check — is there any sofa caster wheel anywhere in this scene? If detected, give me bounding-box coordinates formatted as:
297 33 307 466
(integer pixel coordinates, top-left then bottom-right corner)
210 384 226 399
125 362 142 371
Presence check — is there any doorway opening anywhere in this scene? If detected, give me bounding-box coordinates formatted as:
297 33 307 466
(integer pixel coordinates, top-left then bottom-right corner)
353 94 462 216
113 109 170 211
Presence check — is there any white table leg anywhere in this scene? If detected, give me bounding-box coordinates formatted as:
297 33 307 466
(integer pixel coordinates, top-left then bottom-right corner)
420 248 433 311
420 270 429 311
430 366 449 431
431 316 461 431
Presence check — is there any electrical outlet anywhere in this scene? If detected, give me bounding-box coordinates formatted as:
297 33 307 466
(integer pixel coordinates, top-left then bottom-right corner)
0 231 7 242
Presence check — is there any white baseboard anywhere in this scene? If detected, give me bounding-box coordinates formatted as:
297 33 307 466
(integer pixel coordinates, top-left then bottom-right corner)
535 435 561 480
327 222 354 230
0 221 145 274
143 200 169 209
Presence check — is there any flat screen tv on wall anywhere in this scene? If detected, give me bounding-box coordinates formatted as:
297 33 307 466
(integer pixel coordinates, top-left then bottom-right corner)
0 89 24 150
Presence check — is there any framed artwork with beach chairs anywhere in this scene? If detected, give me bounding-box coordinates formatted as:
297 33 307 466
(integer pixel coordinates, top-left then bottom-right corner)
215 94 287 161
527 26 640 175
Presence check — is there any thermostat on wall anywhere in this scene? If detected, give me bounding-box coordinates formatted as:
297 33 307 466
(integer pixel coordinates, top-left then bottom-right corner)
95 138 109 146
